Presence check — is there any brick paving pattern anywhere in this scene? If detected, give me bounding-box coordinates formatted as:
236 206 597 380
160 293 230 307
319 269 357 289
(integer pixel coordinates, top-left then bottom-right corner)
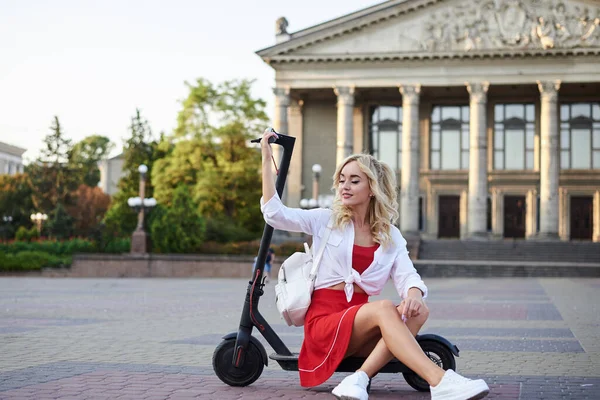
0 277 599 399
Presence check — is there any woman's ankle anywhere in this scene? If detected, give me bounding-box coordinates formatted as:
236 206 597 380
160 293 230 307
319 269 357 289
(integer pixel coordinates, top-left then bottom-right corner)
427 368 446 387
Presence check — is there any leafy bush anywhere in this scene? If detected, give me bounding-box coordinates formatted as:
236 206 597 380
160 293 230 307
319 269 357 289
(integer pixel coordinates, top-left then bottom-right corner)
197 240 260 255
15 226 40 242
102 192 138 238
0 238 94 255
276 241 308 258
204 216 260 243
100 237 130 253
29 227 40 241
14 226 30 242
196 240 305 258
0 237 129 255
149 185 206 253
0 251 71 271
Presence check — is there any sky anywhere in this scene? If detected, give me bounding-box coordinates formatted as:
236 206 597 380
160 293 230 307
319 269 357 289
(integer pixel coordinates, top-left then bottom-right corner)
0 0 382 163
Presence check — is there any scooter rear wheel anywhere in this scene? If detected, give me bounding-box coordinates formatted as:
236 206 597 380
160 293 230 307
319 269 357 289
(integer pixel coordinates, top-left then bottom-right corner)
402 340 456 392
213 338 264 386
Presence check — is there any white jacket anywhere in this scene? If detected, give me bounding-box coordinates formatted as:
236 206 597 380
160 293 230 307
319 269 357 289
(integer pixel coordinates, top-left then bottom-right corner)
261 193 428 302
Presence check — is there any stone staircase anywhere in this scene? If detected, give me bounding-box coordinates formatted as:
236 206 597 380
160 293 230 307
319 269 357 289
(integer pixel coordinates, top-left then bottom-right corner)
418 239 600 263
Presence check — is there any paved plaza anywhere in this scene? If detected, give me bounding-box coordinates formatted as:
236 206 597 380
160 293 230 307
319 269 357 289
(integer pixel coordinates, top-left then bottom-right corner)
0 276 599 399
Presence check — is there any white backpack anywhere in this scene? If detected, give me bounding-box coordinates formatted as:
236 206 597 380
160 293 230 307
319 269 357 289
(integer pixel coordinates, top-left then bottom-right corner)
274 222 332 326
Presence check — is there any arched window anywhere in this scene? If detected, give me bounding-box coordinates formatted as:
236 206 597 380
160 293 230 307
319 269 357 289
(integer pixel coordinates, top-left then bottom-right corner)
493 104 535 170
430 105 469 170
560 103 600 169
369 106 402 170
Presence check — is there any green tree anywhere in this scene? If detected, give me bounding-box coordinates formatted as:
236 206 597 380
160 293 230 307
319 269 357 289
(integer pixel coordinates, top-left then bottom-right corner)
103 109 157 237
0 173 34 240
68 135 114 187
46 202 75 240
152 78 268 240
28 116 79 213
149 185 205 253
66 184 111 237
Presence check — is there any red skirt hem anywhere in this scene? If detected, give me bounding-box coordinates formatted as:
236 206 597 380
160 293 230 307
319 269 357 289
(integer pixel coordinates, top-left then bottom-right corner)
298 288 369 387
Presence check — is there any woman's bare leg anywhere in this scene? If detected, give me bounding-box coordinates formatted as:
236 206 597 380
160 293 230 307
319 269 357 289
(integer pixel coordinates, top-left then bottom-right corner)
346 300 444 386
347 304 429 377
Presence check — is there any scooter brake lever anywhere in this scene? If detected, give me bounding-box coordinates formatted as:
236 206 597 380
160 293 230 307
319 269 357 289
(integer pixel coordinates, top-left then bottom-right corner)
250 128 279 144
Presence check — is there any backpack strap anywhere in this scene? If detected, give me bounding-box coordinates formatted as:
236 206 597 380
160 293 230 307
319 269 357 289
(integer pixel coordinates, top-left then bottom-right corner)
308 217 333 281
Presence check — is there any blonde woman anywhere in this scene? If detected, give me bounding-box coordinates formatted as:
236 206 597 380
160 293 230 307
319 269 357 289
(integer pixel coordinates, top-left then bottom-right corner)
260 129 489 400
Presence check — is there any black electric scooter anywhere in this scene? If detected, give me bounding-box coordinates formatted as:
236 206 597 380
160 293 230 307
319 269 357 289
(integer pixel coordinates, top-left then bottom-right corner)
212 131 459 392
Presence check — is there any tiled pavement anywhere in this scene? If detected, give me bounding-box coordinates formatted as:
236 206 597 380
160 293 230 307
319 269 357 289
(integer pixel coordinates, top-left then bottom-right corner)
0 277 599 399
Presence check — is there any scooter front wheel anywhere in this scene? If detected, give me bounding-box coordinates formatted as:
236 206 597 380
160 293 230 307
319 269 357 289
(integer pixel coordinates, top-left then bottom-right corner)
213 337 264 386
402 340 456 392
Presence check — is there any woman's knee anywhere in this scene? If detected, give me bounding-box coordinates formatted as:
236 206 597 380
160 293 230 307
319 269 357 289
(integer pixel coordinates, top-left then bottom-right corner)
374 299 398 318
396 302 430 321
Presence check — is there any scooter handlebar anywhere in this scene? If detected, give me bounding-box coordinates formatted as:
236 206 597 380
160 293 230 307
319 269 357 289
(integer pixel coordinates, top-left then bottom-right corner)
250 128 294 150
251 137 276 144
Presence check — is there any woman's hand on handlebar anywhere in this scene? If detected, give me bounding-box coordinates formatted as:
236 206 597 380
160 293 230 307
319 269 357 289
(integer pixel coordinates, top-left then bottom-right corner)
261 128 279 159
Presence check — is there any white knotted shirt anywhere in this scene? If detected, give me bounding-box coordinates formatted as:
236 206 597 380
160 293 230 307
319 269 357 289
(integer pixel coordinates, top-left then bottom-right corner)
261 193 428 302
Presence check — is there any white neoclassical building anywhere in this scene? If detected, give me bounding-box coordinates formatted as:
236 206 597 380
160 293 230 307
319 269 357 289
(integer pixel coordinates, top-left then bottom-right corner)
257 0 600 242
98 154 125 196
0 141 26 176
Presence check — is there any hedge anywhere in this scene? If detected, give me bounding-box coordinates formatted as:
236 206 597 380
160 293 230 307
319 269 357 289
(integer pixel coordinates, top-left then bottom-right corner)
0 238 130 255
0 238 302 272
0 251 71 271
197 240 305 257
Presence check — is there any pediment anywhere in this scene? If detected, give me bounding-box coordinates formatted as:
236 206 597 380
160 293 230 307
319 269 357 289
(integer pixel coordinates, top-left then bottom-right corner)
259 0 600 62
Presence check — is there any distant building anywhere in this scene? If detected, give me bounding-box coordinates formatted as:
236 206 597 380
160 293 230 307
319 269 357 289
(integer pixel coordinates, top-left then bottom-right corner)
257 0 600 242
98 154 125 195
0 141 26 175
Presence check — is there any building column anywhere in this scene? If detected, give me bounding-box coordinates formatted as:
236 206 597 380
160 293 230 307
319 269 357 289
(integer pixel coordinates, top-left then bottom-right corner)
491 188 504 238
466 82 490 238
559 187 569 240
334 86 355 166
460 189 469 239
273 86 290 135
537 80 561 239
526 189 538 238
287 99 304 208
426 186 439 239
593 190 600 242
273 86 290 201
399 84 421 236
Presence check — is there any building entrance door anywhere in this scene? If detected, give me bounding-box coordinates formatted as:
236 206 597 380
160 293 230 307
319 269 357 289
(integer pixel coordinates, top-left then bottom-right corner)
570 196 593 240
438 195 460 238
503 196 526 238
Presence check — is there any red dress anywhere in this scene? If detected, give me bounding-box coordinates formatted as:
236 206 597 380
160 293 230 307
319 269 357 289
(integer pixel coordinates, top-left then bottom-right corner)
298 244 379 387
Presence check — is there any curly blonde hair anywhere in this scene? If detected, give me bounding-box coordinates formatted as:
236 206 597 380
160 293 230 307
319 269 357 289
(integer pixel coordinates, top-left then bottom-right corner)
330 154 399 248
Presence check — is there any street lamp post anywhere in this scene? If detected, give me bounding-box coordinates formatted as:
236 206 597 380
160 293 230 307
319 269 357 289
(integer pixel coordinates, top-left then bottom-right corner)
299 198 319 210
30 213 48 235
127 164 157 254
311 163 322 201
300 164 324 210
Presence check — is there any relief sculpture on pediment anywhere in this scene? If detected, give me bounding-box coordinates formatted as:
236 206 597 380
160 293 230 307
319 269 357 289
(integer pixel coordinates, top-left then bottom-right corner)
420 0 600 52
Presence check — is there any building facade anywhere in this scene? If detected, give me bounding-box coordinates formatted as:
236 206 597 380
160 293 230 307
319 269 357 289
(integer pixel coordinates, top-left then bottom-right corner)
0 141 26 176
98 154 125 196
257 0 600 242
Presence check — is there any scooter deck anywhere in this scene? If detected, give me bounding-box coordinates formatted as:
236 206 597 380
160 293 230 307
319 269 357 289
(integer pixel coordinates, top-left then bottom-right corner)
269 352 412 373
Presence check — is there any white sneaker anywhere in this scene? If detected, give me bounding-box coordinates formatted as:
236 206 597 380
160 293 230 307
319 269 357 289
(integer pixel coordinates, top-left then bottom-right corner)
430 370 489 400
331 370 369 400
